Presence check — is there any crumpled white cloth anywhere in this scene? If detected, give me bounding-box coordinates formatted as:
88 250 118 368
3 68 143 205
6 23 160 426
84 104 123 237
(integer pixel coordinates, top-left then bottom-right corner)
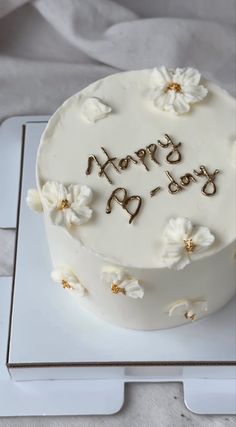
0 0 235 276
0 0 235 125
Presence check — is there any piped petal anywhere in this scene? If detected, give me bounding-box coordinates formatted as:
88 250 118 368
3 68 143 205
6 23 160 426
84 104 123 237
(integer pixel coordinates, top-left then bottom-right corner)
70 205 93 225
168 299 189 316
42 181 66 211
192 226 215 249
26 189 43 212
81 97 112 123
51 269 64 283
163 218 193 243
181 85 208 103
121 279 144 299
68 184 93 207
153 66 172 85
172 93 190 114
102 266 125 284
173 67 201 86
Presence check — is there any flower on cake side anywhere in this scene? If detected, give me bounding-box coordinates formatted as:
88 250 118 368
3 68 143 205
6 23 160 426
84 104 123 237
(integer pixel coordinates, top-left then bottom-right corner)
168 298 208 321
81 97 112 123
26 189 43 212
151 66 208 114
162 217 215 270
41 181 93 229
102 266 144 299
51 266 86 296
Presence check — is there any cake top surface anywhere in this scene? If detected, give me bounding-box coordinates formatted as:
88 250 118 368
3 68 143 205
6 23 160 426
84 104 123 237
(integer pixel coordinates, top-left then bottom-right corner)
37 68 236 269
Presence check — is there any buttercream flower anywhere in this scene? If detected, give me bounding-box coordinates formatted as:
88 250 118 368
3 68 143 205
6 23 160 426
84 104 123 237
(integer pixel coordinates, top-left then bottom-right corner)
168 299 208 321
41 181 93 228
51 267 85 296
152 66 208 114
102 266 144 299
26 188 43 212
81 97 112 123
162 217 215 270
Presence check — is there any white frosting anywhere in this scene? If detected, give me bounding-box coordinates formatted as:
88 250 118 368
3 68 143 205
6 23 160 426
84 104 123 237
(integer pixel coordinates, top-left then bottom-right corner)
36 68 236 329
162 217 215 270
80 97 112 122
152 67 208 114
37 69 236 269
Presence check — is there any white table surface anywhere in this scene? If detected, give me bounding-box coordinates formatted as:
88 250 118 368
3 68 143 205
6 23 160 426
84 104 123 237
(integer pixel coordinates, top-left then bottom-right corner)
0 379 235 426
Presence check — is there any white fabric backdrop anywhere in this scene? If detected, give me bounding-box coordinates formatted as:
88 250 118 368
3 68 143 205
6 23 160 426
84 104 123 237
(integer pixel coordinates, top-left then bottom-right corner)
0 0 235 425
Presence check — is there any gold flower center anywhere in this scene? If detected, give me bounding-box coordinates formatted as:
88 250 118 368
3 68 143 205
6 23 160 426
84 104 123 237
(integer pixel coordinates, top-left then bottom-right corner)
111 283 126 295
167 82 182 92
59 199 71 210
184 238 196 253
185 311 197 321
62 279 73 290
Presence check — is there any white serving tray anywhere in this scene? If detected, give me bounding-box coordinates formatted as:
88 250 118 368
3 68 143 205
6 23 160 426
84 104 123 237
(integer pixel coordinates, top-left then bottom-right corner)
0 116 235 416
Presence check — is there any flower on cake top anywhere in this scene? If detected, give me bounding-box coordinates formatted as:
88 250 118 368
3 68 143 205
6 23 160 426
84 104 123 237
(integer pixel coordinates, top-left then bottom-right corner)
152 66 208 114
168 298 208 321
51 267 85 296
41 181 93 229
26 189 43 212
162 217 215 270
81 97 112 123
102 266 144 299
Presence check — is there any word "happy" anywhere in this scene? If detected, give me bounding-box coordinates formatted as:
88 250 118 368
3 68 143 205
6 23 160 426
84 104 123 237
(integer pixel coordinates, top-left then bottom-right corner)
86 134 182 184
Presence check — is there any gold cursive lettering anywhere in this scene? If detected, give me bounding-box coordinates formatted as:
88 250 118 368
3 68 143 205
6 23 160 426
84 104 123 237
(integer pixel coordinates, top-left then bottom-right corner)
165 171 183 194
146 144 160 165
180 173 197 186
86 147 119 184
135 148 149 171
106 188 142 224
119 155 138 170
158 134 182 164
194 165 220 196
150 186 162 197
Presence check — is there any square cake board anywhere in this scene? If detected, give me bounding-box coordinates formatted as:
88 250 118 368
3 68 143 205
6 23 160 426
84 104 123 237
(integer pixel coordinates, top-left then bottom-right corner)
0 116 235 416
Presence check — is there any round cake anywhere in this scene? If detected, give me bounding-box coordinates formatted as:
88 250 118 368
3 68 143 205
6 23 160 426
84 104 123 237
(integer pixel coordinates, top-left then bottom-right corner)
28 67 236 329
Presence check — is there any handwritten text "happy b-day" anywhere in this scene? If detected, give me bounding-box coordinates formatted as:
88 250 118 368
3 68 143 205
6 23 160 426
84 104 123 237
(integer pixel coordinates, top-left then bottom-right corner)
85 134 220 223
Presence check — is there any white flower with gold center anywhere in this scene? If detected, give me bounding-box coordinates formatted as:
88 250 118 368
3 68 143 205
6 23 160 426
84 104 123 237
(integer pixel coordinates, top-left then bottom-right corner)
162 217 215 270
152 66 208 114
102 266 144 299
26 188 43 212
41 181 93 228
51 267 85 296
168 299 208 321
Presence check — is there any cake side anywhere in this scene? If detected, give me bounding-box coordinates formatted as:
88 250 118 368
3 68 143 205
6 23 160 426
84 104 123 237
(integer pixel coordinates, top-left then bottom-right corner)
43 216 236 329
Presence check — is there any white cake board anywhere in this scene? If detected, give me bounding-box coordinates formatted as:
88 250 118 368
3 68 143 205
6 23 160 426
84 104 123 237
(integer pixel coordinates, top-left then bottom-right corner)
0 116 235 416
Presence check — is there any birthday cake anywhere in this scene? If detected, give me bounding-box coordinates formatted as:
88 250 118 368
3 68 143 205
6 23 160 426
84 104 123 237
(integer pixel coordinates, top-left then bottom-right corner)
27 67 236 330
